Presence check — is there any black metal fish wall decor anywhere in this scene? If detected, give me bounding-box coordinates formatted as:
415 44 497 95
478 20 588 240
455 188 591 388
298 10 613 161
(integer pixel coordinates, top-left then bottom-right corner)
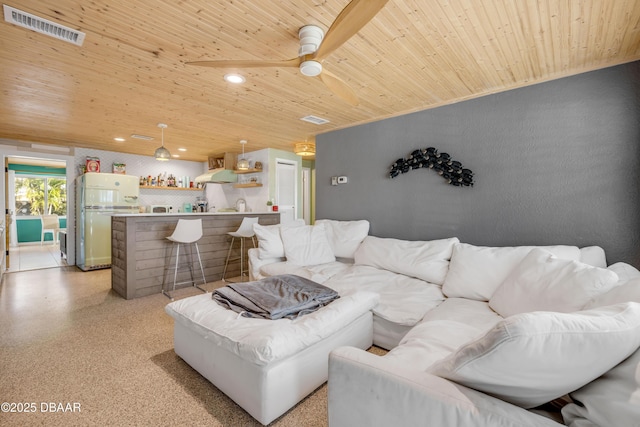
389 147 474 187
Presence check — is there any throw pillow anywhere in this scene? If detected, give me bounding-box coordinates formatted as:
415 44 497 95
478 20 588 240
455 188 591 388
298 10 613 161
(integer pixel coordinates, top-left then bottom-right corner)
428 302 640 409
280 223 336 266
489 248 619 317
315 219 369 259
353 235 459 285
585 276 640 310
253 220 304 259
442 243 582 301
607 261 640 282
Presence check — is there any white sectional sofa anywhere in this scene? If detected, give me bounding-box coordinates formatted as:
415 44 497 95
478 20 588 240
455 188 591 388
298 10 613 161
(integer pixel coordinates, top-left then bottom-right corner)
248 219 640 426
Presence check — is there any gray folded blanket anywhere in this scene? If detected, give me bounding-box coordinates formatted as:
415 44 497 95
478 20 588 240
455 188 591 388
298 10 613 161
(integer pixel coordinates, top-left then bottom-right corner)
212 274 340 320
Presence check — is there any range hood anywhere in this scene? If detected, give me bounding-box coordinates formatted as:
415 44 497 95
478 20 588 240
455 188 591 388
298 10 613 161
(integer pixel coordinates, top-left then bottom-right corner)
194 168 237 184
194 153 238 183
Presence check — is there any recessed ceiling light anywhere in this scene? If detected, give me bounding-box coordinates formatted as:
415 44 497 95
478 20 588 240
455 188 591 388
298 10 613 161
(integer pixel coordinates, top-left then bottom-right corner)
224 73 246 84
178 148 187 152
172 154 180 158
114 137 125 142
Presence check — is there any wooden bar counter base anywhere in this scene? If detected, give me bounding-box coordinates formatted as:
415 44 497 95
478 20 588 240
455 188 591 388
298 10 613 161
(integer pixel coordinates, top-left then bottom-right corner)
111 212 280 299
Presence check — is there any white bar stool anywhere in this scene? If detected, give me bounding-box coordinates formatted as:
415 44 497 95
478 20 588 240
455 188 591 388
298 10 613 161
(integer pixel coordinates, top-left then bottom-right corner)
222 217 258 282
162 219 207 300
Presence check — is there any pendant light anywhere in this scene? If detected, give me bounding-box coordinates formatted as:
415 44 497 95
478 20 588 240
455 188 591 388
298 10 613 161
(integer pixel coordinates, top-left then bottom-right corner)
237 139 250 170
154 123 171 161
294 140 316 156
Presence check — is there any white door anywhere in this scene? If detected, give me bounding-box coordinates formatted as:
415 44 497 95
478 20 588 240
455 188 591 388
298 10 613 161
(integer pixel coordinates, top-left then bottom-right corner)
275 159 297 224
8 170 17 247
302 167 311 224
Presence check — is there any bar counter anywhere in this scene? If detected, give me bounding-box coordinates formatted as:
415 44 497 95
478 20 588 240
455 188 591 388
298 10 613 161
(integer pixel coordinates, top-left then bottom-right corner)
111 212 280 299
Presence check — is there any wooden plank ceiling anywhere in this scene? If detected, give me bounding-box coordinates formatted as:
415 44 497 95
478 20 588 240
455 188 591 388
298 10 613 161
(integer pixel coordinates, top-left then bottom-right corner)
1 0 639 161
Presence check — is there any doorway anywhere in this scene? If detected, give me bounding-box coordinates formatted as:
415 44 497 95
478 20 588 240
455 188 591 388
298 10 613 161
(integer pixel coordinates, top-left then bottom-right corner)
5 156 69 272
275 159 298 224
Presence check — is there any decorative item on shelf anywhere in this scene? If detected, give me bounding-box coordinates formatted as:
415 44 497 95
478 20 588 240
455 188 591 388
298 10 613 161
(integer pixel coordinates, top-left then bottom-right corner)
237 139 250 170
112 163 126 174
294 140 316 156
254 161 263 170
266 199 273 212
154 123 171 161
389 146 474 187
86 156 100 173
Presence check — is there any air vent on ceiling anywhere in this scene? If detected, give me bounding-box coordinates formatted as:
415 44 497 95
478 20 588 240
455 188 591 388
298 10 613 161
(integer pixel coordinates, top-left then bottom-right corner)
3 5 85 46
131 134 154 141
300 115 330 125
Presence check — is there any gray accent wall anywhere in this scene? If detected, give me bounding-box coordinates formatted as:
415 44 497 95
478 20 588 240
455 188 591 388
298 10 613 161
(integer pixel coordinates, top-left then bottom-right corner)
316 61 640 267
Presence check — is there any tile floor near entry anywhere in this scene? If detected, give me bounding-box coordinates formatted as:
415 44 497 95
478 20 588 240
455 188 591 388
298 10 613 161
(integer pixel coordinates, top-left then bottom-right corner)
6 243 68 273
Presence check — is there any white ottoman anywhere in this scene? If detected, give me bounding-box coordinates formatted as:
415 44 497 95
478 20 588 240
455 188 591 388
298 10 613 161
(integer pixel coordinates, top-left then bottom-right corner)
165 290 379 425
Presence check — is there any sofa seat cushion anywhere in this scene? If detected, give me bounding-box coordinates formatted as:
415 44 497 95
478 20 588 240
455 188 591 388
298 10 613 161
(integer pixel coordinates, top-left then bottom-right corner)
428 302 640 409
442 243 582 301
324 265 446 327
165 289 379 366
489 248 619 317
354 236 459 285
384 298 503 371
561 341 640 427
259 260 352 284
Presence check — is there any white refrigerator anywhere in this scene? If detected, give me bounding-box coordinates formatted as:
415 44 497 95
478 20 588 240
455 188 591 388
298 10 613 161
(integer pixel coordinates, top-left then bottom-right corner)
76 173 140 271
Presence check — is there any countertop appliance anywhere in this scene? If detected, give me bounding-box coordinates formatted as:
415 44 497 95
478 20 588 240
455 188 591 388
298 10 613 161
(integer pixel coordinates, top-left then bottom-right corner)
76 173 140 271
147 204 172 213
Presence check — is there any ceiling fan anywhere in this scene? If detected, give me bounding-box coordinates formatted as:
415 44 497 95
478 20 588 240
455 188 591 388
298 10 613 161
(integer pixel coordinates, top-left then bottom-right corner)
186 0 389 106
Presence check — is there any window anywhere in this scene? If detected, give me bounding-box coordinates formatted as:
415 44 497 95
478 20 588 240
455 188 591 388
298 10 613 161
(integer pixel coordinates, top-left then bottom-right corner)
15 176 67 217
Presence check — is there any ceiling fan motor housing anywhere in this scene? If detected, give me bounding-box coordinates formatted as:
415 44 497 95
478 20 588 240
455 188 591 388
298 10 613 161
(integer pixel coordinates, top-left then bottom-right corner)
300 60 323 77
298 25 324 56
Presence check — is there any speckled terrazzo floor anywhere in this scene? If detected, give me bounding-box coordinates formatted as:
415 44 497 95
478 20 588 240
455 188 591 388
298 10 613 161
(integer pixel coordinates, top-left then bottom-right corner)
0 266 386 426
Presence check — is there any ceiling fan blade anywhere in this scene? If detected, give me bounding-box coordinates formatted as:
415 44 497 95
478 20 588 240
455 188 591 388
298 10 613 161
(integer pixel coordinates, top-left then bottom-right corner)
315 0 389 60
186 58 300 68
319 69 359 106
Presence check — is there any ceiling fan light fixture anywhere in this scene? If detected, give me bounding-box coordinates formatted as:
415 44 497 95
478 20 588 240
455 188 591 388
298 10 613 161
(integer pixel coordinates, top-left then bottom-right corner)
154 123 171 161
237 139 250 170
300 60 322 77
298 25 324 56
224 73 246 84
294 141 316 156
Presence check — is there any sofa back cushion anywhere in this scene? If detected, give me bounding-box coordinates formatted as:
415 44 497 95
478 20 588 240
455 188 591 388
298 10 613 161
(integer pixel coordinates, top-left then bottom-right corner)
489 248 619 317
315 219 369 259
280 223 336 266
253 219 304 259
442 243 582 301
579 246 607 268
428 302 640 409
354 236 459 285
